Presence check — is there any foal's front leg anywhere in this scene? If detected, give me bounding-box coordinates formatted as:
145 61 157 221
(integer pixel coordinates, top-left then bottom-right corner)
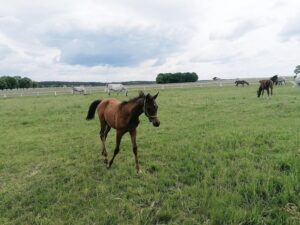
130 129 141 173
108 130 125 169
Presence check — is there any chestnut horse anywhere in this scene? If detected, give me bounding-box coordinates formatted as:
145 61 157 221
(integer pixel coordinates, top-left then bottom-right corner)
86 91 160 173
257 80 273 98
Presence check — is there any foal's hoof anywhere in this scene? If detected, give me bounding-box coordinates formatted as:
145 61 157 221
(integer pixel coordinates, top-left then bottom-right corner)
107 162 112 169
137 169 143 174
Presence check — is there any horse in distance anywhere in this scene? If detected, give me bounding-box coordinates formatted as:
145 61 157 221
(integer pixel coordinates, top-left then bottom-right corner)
270 75 286 85
72 86 86 95
257 80 273 98
106 83 128 96
277 77 286 85
270 75 279 85
86 91 160 173
235 80 249 86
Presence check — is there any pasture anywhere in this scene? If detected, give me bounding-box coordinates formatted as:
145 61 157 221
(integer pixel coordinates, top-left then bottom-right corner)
0 85 299 225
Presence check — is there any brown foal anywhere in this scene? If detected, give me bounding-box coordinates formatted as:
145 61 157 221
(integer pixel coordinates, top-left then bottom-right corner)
86 91 160 173
257 80 273 98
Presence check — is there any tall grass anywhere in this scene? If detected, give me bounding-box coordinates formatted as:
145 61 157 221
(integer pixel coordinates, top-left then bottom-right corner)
0 85 299 224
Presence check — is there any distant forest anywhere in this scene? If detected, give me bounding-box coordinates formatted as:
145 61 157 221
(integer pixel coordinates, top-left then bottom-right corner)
0 76 156 89
1 72 201 90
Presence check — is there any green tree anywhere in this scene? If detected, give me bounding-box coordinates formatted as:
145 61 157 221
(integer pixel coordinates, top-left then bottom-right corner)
0 77 7 90
32 81 38 88
294 65 300 75
156 72 198 84
19 77 32 88
3 76 17 89
14 76 22 88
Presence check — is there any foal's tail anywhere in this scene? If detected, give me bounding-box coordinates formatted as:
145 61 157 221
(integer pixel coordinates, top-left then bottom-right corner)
86 100 101 120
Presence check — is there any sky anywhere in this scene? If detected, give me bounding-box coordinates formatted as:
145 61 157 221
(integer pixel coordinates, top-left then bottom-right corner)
0 0 299 82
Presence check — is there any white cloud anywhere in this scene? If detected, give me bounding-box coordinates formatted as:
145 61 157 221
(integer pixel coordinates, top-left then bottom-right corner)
0 0 300 81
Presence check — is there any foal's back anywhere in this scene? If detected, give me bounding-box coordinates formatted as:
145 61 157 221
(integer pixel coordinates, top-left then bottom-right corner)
97 98 124 129
259 80 273 89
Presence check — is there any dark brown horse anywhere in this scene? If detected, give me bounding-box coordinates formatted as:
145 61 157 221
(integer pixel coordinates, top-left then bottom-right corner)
257 80 273 98
270 75 278 85
86 91 160 173
235 80 249 86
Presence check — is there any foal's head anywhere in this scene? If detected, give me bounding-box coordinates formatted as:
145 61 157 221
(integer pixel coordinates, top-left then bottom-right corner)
257 87 262 98
143 92 160 127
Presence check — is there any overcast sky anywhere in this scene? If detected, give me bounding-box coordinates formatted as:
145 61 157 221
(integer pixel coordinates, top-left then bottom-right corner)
0 0 299 82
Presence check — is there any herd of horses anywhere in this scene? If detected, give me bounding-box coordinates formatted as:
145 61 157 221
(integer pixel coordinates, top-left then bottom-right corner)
235 75 287 98
85 75 294 172
72 84 128 96
256 75 287 98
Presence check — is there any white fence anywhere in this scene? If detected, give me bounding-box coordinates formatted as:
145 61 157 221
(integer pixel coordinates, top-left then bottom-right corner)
0 79 261 98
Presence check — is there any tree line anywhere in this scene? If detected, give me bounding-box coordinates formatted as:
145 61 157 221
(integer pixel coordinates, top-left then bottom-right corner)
0 76 38 90
38 81 156 87
0 77 157 89
156 72 198 84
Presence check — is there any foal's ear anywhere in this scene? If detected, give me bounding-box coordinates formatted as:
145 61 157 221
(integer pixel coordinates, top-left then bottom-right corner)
153 92 159 99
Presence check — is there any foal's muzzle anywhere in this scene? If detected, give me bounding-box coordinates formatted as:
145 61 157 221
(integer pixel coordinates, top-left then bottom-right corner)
150 117 160 127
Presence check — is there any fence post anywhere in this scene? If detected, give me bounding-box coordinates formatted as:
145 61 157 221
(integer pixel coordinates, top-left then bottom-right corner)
4 93 6 98
55 91 57 96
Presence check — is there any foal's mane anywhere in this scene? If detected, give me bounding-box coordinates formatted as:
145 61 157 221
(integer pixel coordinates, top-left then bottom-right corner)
120 91 145 105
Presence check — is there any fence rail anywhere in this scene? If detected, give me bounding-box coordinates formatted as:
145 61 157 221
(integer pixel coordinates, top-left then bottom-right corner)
0 80 262 98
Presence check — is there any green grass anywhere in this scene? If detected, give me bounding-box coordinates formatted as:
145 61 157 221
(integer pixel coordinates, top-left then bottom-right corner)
0 85 299 225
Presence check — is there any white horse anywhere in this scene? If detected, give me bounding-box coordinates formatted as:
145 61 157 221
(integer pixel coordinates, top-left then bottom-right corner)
72 86 86 95
106 84 128 96
212 77 222 87
295 76 300 88
277 77 286 85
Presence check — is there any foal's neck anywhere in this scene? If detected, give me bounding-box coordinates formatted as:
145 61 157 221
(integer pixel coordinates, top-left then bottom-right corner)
129 97 144 119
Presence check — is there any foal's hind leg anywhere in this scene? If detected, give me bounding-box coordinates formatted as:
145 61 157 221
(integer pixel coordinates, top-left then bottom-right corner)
100 121 110 164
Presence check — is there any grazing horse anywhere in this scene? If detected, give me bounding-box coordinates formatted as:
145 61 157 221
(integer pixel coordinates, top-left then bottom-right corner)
235 80 249 86
106 83 128 96
257 80 273 98
72 86 86 95
277 77 286 85
86 91 160 173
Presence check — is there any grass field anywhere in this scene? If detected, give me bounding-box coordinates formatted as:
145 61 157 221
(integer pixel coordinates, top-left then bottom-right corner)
1 85 299 225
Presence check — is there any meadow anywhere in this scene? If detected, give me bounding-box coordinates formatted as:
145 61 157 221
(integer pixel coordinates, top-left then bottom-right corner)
0 84 299 225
